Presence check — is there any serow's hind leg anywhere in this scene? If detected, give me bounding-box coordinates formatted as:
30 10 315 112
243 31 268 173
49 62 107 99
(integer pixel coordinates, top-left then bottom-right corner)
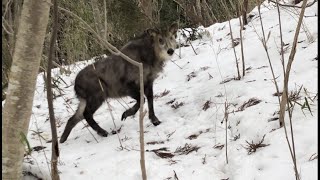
60 98 86 143
83 98 108 137
60 114 82 143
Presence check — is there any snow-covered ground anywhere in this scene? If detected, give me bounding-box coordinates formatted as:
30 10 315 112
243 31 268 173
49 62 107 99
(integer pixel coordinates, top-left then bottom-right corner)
24 1 318 179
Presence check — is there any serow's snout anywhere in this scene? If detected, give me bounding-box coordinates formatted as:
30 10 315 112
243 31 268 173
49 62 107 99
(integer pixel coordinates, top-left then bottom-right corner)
167 48 174 55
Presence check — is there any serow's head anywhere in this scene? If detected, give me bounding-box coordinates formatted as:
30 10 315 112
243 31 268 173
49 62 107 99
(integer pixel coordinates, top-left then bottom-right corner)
147 23 178 61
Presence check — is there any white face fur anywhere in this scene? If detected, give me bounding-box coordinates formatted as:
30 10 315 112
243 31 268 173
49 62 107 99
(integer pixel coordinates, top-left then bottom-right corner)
152 23 178 61
157 33 177 60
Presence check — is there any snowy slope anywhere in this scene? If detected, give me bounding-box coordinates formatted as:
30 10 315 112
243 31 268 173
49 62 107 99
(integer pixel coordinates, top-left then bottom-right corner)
25 1 318 180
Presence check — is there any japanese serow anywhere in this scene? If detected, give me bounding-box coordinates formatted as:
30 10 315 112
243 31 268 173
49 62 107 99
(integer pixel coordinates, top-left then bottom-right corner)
60 23 178 143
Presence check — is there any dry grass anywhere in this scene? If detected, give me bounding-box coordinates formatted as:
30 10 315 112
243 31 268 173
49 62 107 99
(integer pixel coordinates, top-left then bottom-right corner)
154 89 170 99
186 128 210 140
186 71 197 81
174 143 200 155
146 141 165 145
243 134 270 155
213 143 225 150
202 100 212 111
237 98 262 112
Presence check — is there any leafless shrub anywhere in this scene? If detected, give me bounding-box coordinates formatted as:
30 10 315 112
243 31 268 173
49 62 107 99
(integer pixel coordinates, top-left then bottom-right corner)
237 98 262 111
243 135 270 155
288 90 301 102
174 143 200 155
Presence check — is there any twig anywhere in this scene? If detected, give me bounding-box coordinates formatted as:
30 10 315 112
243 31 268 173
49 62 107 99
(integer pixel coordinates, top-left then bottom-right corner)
187 39 198 55
170 59 183 69
173 170 179 180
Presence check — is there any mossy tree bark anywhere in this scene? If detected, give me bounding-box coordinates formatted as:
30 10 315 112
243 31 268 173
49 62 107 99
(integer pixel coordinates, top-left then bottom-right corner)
2 0 51 179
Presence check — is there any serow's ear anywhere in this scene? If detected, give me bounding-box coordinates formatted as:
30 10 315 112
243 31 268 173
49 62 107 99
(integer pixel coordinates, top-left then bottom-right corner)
146 28 158 37
169 22 178 35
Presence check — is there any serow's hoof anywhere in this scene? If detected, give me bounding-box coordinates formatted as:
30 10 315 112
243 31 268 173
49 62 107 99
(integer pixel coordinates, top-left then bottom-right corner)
121 112 127 121
97 130 109 137
151 116 161 126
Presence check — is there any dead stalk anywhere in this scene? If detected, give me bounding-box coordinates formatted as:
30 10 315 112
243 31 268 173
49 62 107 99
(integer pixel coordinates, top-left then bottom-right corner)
275 0 286 76
46 0 60 179
238 2 245 76
256 1 281 104
221 0 241 79
279 0 309 179
274 0 296 173
224 102 229 164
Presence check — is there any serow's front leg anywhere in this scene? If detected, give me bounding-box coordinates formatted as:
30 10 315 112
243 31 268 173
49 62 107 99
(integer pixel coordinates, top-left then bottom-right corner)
145 81 161 126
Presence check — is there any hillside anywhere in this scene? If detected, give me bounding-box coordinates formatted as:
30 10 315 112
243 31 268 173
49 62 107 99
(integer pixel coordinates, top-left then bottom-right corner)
24 1 318 179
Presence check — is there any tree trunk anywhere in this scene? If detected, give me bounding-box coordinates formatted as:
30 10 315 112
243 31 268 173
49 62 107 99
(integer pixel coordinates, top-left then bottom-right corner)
91 0 105 39
242 0 249 25
137 0 160 25
2 0 51 179
173 0 214 27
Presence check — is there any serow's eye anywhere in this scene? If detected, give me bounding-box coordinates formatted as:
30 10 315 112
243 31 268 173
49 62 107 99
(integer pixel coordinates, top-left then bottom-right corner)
159 38 163 44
